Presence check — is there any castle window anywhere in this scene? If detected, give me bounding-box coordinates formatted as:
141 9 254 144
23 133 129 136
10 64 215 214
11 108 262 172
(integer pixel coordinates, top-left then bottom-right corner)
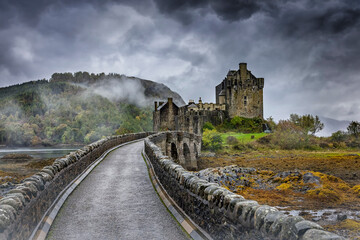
244 96 247 100
244 101 247 105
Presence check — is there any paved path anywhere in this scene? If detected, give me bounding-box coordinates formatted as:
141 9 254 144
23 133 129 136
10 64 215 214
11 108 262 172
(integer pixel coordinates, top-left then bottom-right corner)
47 140 188 240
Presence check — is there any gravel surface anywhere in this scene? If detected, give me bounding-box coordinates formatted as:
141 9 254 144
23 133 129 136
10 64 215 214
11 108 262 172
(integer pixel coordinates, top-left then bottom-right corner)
47 141 188 240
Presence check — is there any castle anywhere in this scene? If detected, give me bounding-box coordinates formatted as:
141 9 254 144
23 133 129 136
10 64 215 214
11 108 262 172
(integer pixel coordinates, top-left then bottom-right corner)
153 63 264 134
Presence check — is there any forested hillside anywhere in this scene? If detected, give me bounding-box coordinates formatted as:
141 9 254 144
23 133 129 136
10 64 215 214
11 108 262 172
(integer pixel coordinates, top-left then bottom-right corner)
0 72 184 146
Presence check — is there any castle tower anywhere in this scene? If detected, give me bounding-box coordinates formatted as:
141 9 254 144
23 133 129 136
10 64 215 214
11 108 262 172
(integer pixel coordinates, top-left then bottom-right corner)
215 62 264 119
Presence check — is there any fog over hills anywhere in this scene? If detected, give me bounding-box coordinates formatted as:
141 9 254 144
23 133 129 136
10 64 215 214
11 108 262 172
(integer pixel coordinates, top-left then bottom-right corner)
317 116 350 137
0 73 184 146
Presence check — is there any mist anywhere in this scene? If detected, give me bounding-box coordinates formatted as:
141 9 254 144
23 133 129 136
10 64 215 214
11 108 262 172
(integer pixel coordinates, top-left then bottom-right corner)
88 77 148 107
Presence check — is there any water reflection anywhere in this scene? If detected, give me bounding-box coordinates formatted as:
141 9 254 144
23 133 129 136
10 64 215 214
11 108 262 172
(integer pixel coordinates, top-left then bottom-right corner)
0 147 81 160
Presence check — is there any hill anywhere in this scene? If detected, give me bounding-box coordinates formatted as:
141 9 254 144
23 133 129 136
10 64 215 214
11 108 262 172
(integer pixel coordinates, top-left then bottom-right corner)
0 72 185 146
317 116 350 137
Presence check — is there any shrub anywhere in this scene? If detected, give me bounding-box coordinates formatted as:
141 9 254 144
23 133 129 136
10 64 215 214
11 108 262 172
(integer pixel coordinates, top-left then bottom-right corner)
319 142 330 148
202 122 215 131
257 135 272 144
232 142 255 151
346 139 360 148
226 136 239 145
202 129 223 151
271 120 306 149
331 131 348 142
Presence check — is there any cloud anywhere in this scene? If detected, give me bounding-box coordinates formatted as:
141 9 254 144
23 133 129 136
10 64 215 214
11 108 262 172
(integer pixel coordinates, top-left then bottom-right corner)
0 0 359 123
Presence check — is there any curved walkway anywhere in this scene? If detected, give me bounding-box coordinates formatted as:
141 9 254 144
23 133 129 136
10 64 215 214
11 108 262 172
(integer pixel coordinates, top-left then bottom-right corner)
47 140 189 240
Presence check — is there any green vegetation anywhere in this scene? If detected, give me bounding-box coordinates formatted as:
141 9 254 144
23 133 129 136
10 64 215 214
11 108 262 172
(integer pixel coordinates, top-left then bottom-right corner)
0 76 153 146
201 114 360 153
221 132 268 145
201 116 268 152
202 122 215 131
202 129 223 151
215 116 264 133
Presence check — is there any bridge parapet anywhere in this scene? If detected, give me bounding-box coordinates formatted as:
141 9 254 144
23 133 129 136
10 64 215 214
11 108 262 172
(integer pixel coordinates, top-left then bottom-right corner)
145 132 344 240
0 132 154 240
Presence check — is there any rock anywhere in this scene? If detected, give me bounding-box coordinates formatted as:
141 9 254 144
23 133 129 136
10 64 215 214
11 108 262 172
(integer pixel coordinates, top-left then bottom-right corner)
275 171 301 179
0 197 23 211
0 204 17 223
303 172 320 184
261 212 286 235
301 229 344 240
254 205 278 230
278 216 304 240
240 204 261 228
295 220 323 236
336 214 347 221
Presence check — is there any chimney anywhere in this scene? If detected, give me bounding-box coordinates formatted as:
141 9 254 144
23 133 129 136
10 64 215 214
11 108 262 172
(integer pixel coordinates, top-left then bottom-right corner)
154 101 158 111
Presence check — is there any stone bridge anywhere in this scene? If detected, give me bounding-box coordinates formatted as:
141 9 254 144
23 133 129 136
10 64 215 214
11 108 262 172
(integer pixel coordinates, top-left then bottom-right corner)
151 131 202 171
0 131 343 240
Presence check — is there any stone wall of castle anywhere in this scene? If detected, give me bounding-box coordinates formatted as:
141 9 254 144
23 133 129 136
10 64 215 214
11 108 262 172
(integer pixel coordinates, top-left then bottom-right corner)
175 108 227 134
216 63 264 119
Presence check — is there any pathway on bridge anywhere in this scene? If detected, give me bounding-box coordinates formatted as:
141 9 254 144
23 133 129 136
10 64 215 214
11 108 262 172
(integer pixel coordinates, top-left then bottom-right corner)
47 140 189 240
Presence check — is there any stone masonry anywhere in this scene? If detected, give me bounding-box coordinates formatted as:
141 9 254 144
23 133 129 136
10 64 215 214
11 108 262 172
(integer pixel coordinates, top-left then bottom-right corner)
153 62 264 134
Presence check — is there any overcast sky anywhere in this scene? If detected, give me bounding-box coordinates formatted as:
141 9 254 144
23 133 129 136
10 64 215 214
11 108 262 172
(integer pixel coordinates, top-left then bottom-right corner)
0 0 359 121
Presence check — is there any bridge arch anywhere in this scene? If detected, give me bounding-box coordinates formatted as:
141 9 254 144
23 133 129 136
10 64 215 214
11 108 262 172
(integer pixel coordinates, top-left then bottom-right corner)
183 142 191 168
161 132 201 170
170 142 178 162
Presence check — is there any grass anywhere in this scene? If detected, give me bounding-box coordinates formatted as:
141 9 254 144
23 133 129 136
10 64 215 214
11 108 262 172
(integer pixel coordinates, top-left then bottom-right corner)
220 132 268 145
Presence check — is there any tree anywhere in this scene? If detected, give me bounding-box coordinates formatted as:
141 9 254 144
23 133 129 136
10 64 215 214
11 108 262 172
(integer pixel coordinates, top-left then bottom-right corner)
347 121 360 138
289 114 324 135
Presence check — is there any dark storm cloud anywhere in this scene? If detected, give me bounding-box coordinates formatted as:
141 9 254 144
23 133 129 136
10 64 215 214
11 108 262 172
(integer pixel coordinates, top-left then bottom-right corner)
274 1 360 38
0 0 359 123
153 0 275 22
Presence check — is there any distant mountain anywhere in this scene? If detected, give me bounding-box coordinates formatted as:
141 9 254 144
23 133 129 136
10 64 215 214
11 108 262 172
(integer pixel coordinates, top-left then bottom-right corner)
0 72 185 146
317 116 350 137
